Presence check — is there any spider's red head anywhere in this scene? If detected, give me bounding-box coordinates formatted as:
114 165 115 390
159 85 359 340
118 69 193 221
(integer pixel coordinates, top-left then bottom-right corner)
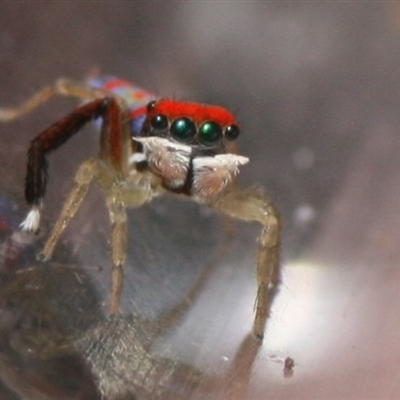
141 99 241 149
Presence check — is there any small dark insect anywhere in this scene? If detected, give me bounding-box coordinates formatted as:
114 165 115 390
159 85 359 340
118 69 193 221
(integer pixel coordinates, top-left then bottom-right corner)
284 357 295 369
283 357 295 378
0 76 281 340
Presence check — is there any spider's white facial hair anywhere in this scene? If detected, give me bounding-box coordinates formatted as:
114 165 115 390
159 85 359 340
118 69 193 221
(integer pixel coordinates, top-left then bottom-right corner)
132 137 192 188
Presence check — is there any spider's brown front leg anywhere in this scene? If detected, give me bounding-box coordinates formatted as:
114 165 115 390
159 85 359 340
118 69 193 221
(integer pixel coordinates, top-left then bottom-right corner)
31 94 132 315
211 189 281 340
19 98 117 233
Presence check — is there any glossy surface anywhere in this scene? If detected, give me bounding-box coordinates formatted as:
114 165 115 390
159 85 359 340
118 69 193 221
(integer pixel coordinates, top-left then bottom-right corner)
1 3 400 399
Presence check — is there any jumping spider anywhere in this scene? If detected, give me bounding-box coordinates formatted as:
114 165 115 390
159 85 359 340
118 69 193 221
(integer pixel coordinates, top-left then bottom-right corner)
0 76 281 340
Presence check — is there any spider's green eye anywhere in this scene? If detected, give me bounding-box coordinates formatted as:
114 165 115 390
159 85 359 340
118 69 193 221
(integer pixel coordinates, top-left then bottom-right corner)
150 114 168 130
225 124 240 141
199 121 223 146
170 118 196 143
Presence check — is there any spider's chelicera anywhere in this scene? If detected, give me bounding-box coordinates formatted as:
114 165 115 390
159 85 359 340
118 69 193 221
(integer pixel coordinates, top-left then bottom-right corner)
0 76 281 340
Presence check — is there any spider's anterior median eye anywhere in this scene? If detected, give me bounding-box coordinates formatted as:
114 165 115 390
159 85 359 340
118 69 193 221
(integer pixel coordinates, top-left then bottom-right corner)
150 114 168 131
170 118 196 143
199 121 223 146
225 124 240 141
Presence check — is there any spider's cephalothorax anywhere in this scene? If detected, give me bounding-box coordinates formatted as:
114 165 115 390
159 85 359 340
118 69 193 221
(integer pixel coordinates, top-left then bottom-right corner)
0 76 281 340
142 98 240 147
134 98 248 200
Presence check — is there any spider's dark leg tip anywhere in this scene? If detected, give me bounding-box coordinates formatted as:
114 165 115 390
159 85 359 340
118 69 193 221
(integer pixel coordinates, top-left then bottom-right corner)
36 251 49 262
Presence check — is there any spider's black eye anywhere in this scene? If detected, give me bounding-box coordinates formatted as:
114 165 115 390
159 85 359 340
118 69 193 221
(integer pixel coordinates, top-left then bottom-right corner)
225 124 240 141
170 118 196 143
147 100 157 111
150 114 168 131
199 121 223 146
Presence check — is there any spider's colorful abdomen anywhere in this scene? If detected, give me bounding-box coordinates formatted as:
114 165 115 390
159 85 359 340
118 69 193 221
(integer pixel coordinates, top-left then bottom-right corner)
88 76 157 135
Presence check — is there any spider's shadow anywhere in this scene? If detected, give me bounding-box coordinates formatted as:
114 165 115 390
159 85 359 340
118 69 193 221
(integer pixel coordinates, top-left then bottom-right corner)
0 222 272 400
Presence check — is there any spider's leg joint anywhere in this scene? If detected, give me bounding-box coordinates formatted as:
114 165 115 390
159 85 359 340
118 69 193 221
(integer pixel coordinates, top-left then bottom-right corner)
211 189 281 341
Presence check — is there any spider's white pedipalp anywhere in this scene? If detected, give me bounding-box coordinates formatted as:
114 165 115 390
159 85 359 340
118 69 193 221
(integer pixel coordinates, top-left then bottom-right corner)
20 205 41 233
133 137 192 188
192 154 249 201
128 152 147 166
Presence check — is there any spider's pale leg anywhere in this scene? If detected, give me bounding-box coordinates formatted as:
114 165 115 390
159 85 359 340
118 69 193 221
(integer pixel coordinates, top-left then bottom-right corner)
40 158 96 261
102 183 160 315
0 86 57 122
0 78 103 122
211 189 281 340
106 196 128 315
